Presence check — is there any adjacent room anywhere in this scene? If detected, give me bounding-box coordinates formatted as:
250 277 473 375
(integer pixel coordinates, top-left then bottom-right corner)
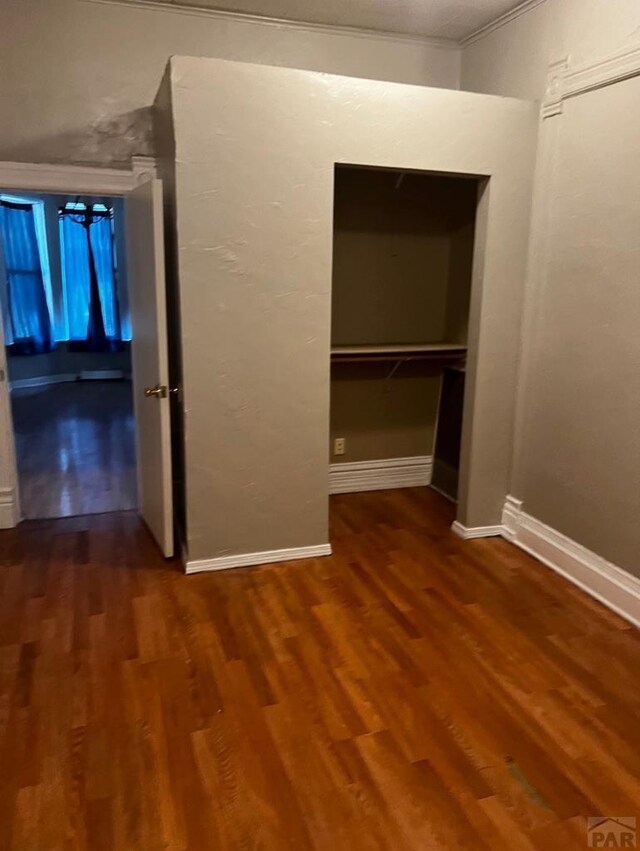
0 191 136 518
0 1 639 849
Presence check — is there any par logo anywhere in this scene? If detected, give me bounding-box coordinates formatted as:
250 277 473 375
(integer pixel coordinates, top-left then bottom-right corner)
588 818 637 848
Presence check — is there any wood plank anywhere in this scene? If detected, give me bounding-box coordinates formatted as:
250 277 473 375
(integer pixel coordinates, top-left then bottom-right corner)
0 488 639 849
10 381 137 520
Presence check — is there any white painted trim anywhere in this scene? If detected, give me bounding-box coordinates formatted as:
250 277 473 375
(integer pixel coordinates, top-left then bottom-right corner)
0 487 18 529
131 156 159 185
452 498 640 628
0 158 158 196
564 43 640 99
186 543 332 574
543 45 640 118
461 0 548 47
501 494 523 541
451 521 503 539
329 455 432 495
502 496 640 629
541 58 568 118
83 0 458 49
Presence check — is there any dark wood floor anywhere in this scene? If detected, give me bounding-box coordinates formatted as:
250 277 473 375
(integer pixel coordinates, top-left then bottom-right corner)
1 487 639 850
10 381 137 520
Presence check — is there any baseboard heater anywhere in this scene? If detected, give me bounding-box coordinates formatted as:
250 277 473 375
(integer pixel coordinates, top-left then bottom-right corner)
10 371 130 390
79 370 126 381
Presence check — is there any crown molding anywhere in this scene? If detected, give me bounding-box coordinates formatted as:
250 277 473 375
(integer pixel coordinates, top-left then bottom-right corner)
83 0 555 52
82 0 459 50
461 0 548 48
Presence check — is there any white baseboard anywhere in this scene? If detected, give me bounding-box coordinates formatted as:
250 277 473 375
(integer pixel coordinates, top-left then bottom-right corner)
501 494 523 541
185 542 332 574
184 490 640 629
0 487 18 529
329 455 432 495
501 496 640 629
451 521 504 539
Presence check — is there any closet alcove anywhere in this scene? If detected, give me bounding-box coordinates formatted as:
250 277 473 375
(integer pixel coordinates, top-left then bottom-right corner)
152 55 538 565
330 165 480 501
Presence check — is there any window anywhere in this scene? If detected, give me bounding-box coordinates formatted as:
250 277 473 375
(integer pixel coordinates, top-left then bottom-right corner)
0 196 54 353
0 195 130 354
59 201 124 351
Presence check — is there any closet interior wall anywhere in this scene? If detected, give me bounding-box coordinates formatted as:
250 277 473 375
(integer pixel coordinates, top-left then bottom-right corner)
330 167 477 472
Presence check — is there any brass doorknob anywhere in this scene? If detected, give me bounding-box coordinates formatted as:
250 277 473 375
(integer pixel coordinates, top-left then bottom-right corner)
144 384 167 398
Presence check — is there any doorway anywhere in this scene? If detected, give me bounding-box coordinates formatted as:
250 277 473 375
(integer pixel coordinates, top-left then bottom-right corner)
0 162 174 557
329 165 480 505
0 191 136 519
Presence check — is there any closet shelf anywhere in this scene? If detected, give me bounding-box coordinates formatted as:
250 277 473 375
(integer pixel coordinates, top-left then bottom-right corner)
331 343 467 364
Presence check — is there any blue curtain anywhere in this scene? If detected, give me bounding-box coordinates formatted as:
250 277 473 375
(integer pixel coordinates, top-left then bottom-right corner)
59 210 122 351
0 201 53 354
60 215 90 341
90 217 121 340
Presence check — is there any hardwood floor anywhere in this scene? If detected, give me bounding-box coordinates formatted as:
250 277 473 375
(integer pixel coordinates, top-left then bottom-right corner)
1 487 639 850
10 381 136 519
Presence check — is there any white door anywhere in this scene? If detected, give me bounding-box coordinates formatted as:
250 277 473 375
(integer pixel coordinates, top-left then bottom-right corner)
126 179 173 557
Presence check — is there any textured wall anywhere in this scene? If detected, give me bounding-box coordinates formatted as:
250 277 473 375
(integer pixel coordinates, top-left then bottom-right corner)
0 0 459 168
519 79 640 574
461 0 640 574
330 364 442 463
160 57 537 563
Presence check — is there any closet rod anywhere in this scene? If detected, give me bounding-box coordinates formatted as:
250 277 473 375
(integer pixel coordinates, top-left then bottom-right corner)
330 343 467 365
331 353 466 364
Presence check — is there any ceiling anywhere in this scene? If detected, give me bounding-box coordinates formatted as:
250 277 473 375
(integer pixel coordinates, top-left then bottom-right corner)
123 0 528 40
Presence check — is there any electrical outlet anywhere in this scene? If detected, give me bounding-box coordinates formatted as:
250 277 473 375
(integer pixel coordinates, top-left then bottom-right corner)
334 437 346 456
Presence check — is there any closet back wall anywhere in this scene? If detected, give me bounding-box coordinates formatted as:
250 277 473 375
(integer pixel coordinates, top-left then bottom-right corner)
156 57 537 566
330 169 476 464
332 169 477 346
330 363 441 463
